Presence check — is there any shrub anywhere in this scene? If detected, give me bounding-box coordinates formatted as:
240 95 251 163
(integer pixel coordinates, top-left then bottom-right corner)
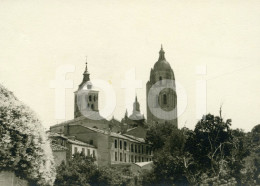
0 84 56 185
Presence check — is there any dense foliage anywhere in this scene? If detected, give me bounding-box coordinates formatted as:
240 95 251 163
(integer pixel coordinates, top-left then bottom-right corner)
55 152 134 186
142 113 259 185
0 84 56 185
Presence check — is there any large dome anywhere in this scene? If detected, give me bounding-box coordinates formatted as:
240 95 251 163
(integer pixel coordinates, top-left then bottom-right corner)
154 60 171 71
153 45 172 71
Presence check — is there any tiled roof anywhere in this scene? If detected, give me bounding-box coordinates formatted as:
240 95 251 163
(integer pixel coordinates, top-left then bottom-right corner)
122 134 146 143
84 126 146 143
49 132 96 148
50 115 109 128
126 127 137 132
134 161 153 167
48 132 68 139
67 138 96 148
51 143 67 151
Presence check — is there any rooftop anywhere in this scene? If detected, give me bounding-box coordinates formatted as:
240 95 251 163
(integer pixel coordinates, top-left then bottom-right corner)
51 143 67 151
50 115 108 128
134 161 153 167
67 138 96 148
82 125 146 143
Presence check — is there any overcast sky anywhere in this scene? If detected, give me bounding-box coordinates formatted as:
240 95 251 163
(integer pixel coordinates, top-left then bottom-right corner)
1 0 260 131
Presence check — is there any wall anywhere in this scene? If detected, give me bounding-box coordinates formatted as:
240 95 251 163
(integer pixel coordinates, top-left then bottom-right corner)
71 144 97 158
110 137 153 165
0 171 28 186
65 125 110 166
53 151 67 166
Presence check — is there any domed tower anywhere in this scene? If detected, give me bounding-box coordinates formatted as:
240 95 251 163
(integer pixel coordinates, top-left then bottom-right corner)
129 96 145 121
74 60 99 118
121 96 145 128
146 45 178 127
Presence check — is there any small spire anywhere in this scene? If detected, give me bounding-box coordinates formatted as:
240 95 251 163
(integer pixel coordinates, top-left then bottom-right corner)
124 109 128 118
78 57 90 89
84 56 89 75
133 95 140 112
158 44 165 61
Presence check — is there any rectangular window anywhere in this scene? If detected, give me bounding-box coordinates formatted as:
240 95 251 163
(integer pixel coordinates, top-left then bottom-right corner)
82 148 85 155
135 144 137 153
93 150 96 158
163 94 167 104
114 139 117 148
138 145 141 153
87 149 90 156
120 140 122 149
120 153 122 161
115 152 118 161
139 156 141 162
142 157 144 162
142 145 144 154
155 95 159 107
124 153 127 162
131 144 134 152
74 147 78 154
131 155 134 162
135 156 137 163
124 141 127 150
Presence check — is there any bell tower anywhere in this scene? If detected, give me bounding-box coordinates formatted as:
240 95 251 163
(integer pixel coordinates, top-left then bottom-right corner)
146 45 178 127
74 59 99 118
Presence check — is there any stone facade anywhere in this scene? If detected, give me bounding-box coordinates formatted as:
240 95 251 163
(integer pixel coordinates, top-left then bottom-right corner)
49 132 97 166
146 46 178 127
51 124 153 166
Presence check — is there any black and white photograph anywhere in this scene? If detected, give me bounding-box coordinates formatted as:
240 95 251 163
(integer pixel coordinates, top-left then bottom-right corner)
1 1 260 185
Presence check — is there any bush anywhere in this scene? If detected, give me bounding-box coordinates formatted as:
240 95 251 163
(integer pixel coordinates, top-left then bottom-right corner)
0 84 56 185
55 152 133 186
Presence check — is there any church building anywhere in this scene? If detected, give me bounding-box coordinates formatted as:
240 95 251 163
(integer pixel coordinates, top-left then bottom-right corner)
146 45 178 127
49 45 177 166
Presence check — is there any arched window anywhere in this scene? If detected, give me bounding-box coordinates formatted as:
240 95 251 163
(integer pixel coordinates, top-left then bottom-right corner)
159 76 162 85
89 95 92 101
163 94 167 104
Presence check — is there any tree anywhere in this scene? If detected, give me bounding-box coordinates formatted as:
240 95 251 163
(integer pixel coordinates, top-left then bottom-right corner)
186 113 249 184
0 84 56 185
243 124 260 184
146 122 178 151
55 152 133 186
186 114 233 176
55 153 99 186
144 125 193 185
144 113 251 185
